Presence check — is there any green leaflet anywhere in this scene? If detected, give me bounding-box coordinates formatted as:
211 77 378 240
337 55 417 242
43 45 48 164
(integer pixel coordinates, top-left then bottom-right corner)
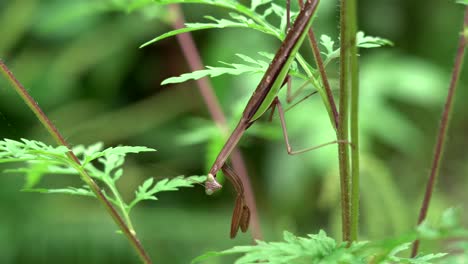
162 52 303 85
0 138 204 218
192 228 451 264
128 175 206 211
320 31 393 66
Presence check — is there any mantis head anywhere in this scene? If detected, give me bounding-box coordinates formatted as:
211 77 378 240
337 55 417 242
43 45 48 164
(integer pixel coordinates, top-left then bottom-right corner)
205 173 222 195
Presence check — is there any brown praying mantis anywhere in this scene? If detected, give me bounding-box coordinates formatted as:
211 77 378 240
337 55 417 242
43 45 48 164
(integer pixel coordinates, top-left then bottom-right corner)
204 0 348 238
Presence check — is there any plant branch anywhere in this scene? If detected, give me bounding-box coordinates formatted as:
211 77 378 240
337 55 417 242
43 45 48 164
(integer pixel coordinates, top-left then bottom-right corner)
338 0 352 242
0 60 152 264
411 6 468 257
347 0 359 242
297 0 339 130
168 4 263 240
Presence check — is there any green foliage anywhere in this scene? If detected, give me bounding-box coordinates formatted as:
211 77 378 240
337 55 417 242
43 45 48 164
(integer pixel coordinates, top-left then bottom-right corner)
456 0 468 5
192 230 447 264
162 53 268 84
384 243 446 264
0 138 206 229
145 0 392 87
141 13 276 48
144 0 308 86
191 208 468 263
162 52 304 85
128 175 206 211
320 32 393 66
417 207 468 240
157 30 391 86
143 0 289 49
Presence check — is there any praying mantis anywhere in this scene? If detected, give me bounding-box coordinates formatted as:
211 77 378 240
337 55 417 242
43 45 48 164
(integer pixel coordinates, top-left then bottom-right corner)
202 0 348 238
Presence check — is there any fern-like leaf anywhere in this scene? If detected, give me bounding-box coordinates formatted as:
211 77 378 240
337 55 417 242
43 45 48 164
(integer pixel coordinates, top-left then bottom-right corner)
24 186 95 197
162 52 304 85
192 228 452 263
128 175 206 210
162 53 269 84
193 230 366 264
141 13 275 48
386 243 446 263
321 32 393 66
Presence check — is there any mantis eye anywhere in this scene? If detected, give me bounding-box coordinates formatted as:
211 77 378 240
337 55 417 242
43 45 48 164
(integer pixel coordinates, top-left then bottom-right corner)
205 173 222 195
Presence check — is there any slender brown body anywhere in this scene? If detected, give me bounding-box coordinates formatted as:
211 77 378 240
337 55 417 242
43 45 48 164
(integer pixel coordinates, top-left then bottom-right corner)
206 0 319 194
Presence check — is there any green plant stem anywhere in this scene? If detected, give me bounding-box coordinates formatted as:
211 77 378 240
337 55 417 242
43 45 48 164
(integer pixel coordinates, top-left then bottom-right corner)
347 0 359 243
107 181 136 232
411 6 468 257
338 0 352 242
0 60 152 264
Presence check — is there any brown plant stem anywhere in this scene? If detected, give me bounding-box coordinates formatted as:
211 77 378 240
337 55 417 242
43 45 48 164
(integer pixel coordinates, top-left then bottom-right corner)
168 4 263 241
411 7 468 257
0 60 152 264
297 0 339 130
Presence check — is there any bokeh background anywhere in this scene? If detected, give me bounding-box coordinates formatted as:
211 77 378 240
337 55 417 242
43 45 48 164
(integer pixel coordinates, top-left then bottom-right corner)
0 0 467 263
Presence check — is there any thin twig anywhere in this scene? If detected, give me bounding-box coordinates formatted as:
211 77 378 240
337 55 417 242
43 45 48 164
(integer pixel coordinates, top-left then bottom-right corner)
168 4 263 240
0 60 152 264
411 7 468 257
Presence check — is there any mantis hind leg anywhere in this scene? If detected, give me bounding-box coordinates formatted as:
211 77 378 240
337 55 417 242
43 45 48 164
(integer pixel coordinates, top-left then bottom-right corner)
273 97 352 155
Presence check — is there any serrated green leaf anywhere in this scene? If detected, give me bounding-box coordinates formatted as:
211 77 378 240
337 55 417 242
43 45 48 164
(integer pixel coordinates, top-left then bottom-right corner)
151 175 205 194
193 230 348 263
262 3 292 33
251 0 272 10
144 0 290 48
129 175 206 210
22 162 50 189
84 142 104 155
139 177 155 193
99 154 124 175
141 18 246 48
320 34 335 55
191 251 225 264
387 242 411 258
102 146 156 156
356 31 393 48
0 139 70 162
83 145 154 165
191 227 453 263
321 32 393 66
161 52 304 85
161 54 269 85
390 252 447 264
24 186 95 197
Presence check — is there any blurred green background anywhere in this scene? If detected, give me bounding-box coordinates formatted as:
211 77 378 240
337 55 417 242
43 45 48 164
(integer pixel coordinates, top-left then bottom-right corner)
0 0 467 263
